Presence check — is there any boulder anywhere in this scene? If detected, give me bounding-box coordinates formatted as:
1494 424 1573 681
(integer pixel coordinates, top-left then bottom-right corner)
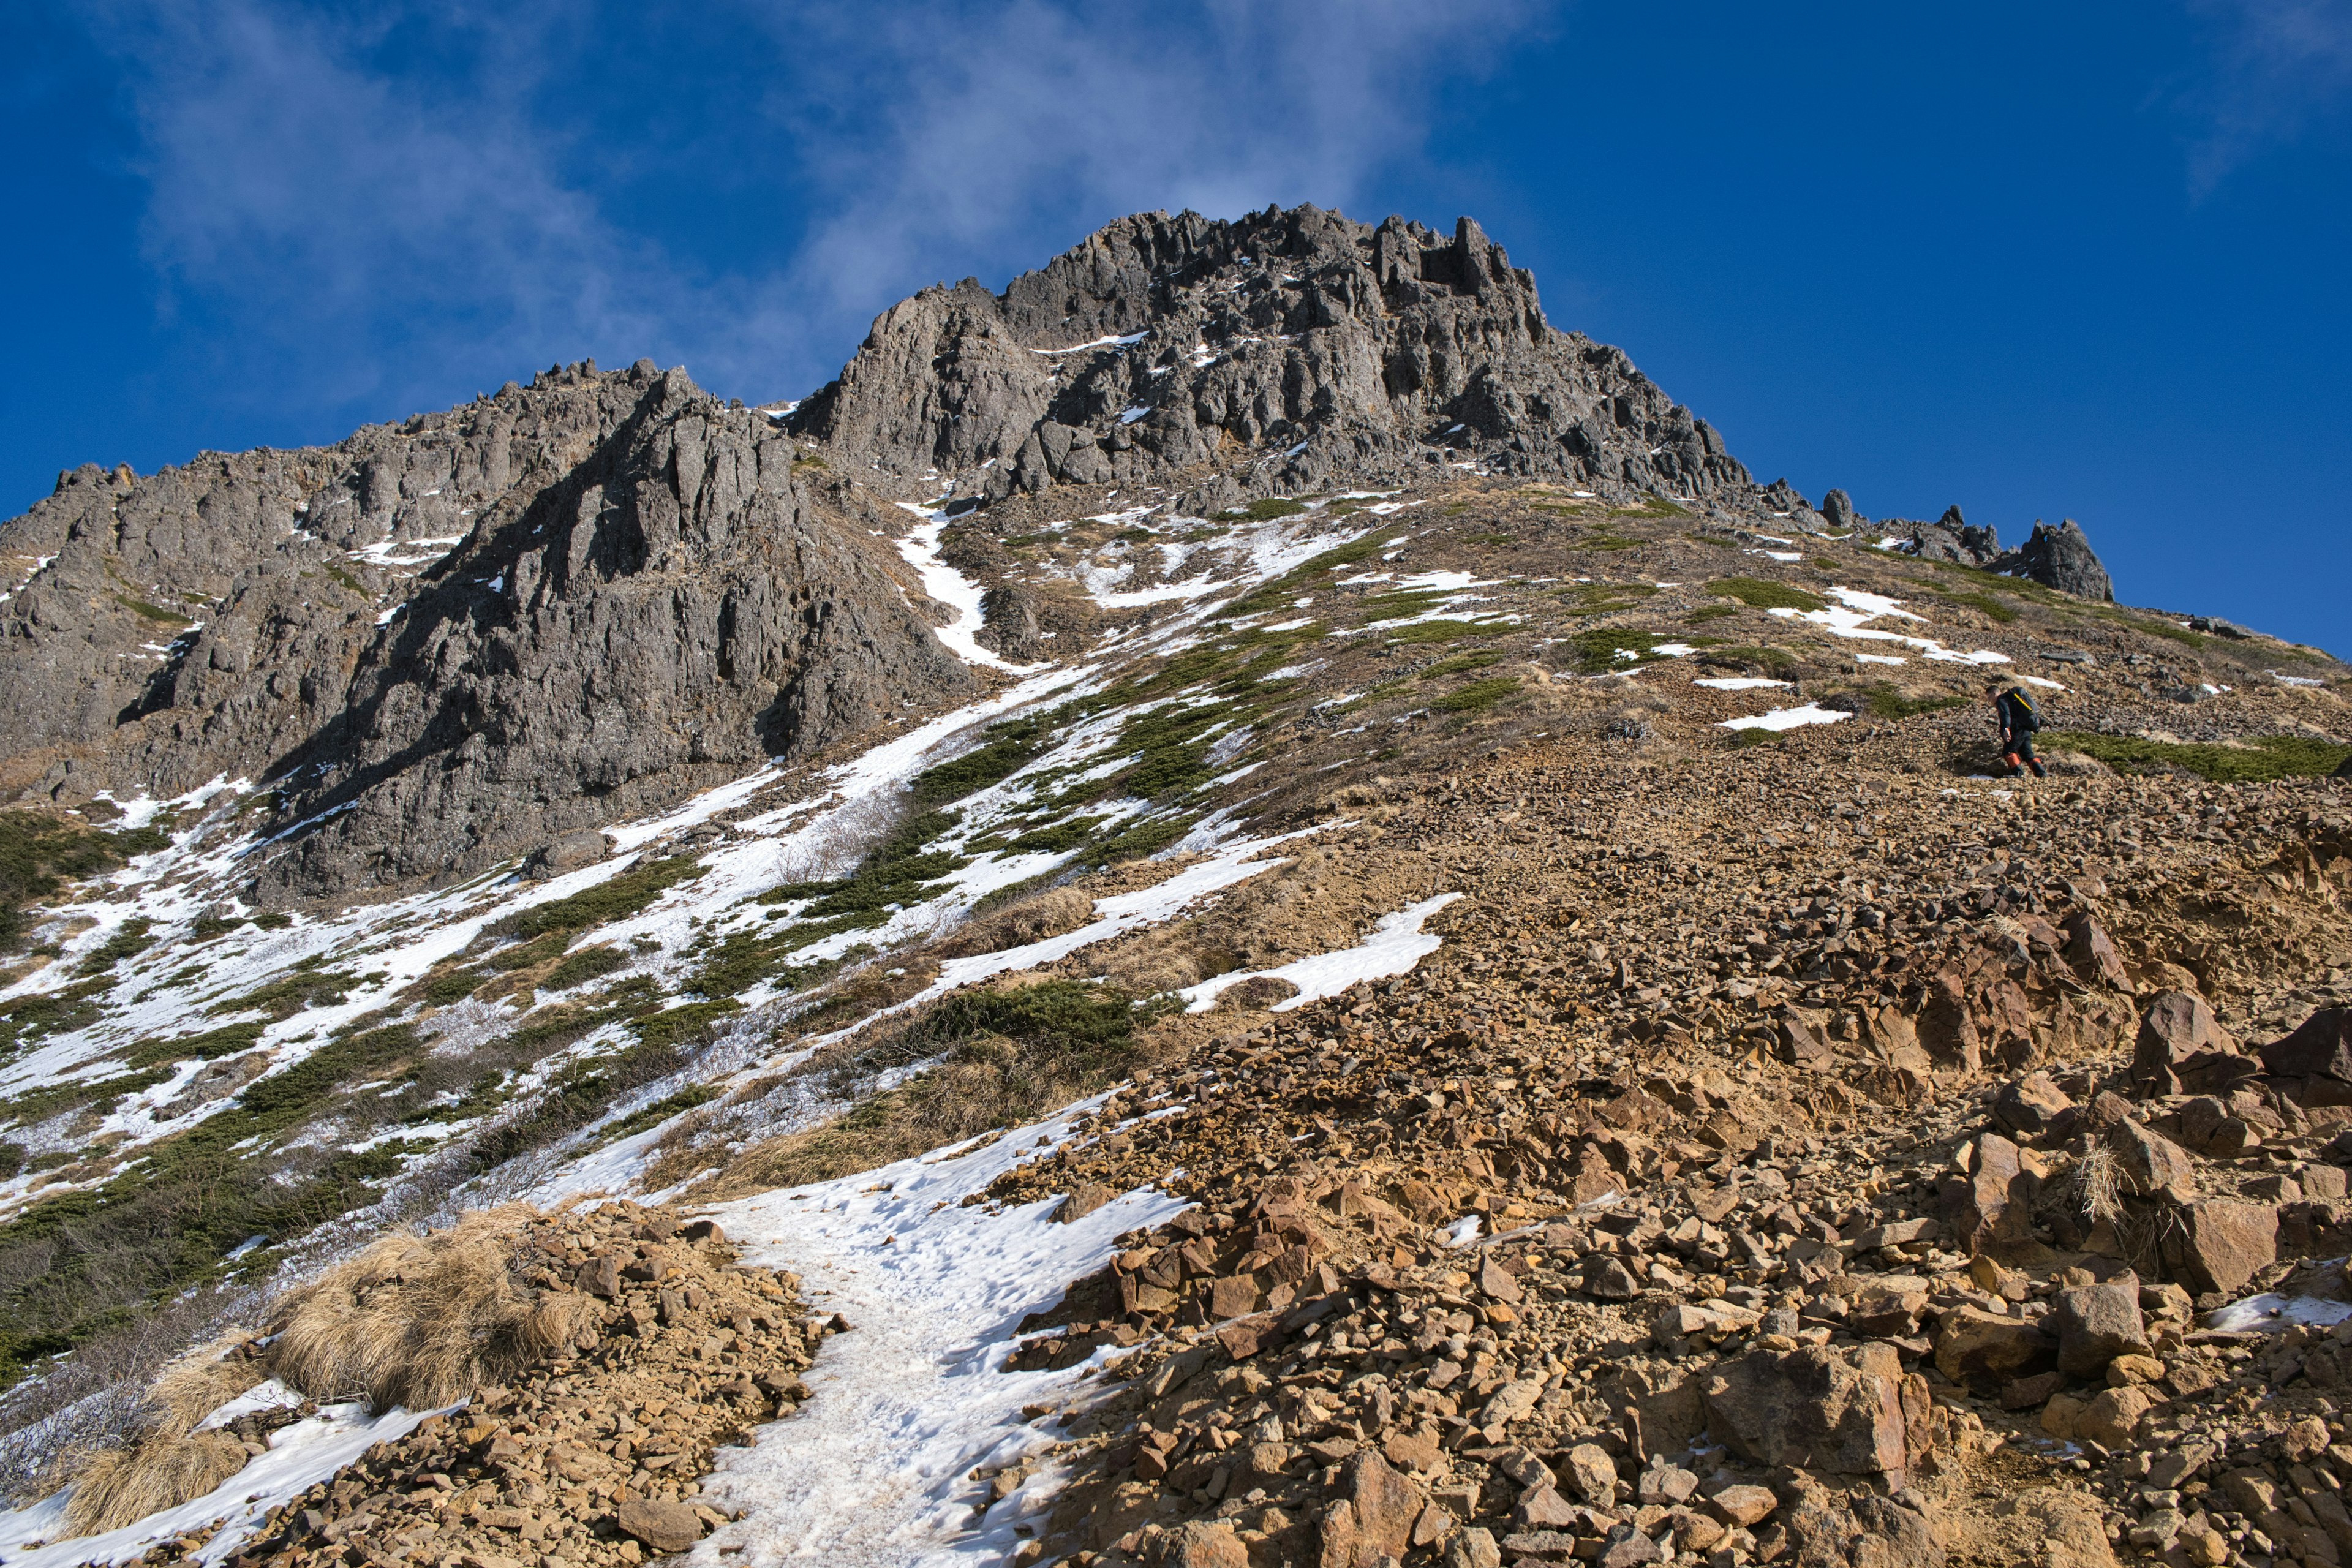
2133 990 2238 1095
2174 1095 2258 1158
1777 1485 1944 1568
616 1496 706 1556
1709 1485 1778 1528
1940 1132 2040 1254
1699 1344 1910 1478
1318 1451 1425 1568
2103 1118 2199 1205
1562 1442 1619 1506
2047 1280 2149 1377
1992 518 2114 601
1992 1072 2073 1139
527 828 612 880
1934 1306 2057 1389
2261 1007 2352 1085
2162 1199 2278 1297
1779 1006 1834 1071
2061 911 2130 990
1153 1523 1249 1568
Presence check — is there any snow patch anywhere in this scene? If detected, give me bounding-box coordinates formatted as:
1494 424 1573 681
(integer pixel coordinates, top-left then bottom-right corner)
1719 704 1852 733
1180 893 1461 1014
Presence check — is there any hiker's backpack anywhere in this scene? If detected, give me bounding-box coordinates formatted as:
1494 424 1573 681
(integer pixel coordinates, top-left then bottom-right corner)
2008 689 2040 732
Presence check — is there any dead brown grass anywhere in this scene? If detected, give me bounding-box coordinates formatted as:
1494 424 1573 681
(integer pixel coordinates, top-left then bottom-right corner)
63 1431 251 1536
55 1335 268 1537
931 886 1092 959
265 1204 594 1411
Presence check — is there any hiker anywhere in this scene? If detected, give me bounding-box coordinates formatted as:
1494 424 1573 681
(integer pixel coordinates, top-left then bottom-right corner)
1988 680 2048 778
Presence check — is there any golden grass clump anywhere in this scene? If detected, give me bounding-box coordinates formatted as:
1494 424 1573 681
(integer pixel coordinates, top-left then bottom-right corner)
59 1335 267 1538
64 1431 251 1537
265 1204 593 1412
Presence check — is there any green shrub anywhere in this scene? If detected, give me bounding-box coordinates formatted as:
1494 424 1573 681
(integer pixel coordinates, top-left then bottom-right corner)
1421 652 1502 676
1937 590 2019 624
1697 646 1799 676
582 1085 718 1151
760 812 968 931
488 930 571 971
74 918 155 976
911 717 1054 805
123 1022 266 1069
489 854 705 942
2040 731 2352 783
0 813 165 950
1384 619 1496 646
111 594 190 625
1562 628 1668 673
217 967 356 1020
1684 605 1741 623
629 998 743 1047
1434 677 1521 712
545 946 628 991
1708 577 1824 612
1221 497 1310 522
1864 686 1969 720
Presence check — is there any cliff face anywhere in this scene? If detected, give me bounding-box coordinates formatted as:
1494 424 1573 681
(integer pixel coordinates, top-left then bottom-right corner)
789 205 1754 511
0 359 976 899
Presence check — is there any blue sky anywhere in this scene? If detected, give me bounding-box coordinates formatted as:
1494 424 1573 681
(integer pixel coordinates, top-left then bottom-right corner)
5 1 2349 650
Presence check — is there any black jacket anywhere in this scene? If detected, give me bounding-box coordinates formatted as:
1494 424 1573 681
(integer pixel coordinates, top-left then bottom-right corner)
1995 688 2039 737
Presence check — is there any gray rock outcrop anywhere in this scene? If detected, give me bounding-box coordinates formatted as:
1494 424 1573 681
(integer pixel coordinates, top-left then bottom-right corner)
1993 518 2114 600
790 205 1754 508
0 360 976 900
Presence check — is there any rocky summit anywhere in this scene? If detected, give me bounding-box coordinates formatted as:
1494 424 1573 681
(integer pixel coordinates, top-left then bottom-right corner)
0 205 2346 1568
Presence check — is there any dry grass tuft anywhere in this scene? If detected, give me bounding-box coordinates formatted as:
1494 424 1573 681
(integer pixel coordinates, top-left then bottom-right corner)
932 887 1092 959
62 1431 251 1537
265 1204 594 1412
146 1336 266 1432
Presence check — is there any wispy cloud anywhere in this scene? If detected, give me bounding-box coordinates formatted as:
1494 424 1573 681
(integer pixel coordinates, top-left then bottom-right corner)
67 0 1553 422
2179 0 2352 195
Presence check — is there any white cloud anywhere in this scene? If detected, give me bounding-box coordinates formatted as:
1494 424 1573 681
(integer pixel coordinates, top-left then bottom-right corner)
2179 0 2352 194
67 0 1552 420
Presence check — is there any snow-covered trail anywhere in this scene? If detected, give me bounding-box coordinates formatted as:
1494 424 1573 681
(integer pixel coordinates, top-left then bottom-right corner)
694 1105 1188 1567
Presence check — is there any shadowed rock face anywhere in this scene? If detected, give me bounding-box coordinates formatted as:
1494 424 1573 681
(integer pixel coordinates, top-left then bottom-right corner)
789 203 1756 510
0 359 976 900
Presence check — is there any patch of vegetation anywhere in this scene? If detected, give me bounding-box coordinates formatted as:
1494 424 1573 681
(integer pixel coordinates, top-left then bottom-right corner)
408 967 486 1006
1227 529 1404 615
629 998 743 1047
1383 619 1498 646
322 565 368 597
1611 496 1689 519
1697 646 1800 677
2041 731 2352 783
1360 590 1448 620
122 1022 266 1069
1464 533 1517 545
1684 605 1741 624
110 594 191 626
0 1066 174 1129
1728 728 1785 748
1434 677 1522 713
486 854 705 943
2087 609 2206 649
581 1085 718 1152
911 715 1055 805
1004 815 1112 854
214 966 358 1021
1561 628 1668 673
461 1033 693 1180
1578 532 1641 551
486 930 571 972
685 924 843 1000
253 913 293 931
1936 590 2019 624
710 981 1177 1194
1221 497 1310 522
544 946 628 991
0 979 112 1057
1687 533 1741 549
1421 652 1503 676
1562 581 1659 614
1086 813 1196 865
1863 686 1969 720
74 918 155 976
1 813 168 950
1708 577 1825 612
758 811 970 937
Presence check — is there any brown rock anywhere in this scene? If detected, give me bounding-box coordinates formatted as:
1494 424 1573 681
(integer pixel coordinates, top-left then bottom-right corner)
1940 1132 2039 1254
1777 1488 1941 1568
1934 1306 2056 1389
1709 1484 1778 1528
1319 1451 1425 1568
1596 1525 1665 1567
1698 1344 1909 1478
1512 1482 1581 1529
1382 1430 1444 1473
2048 1280 2148 1377
2134 989 2236 1093
1779 1006 1834 1071
2104 1118 2199 1205
2062 912 2130 990
1562 1442 1619 1506
2261 1008 2352 1084
1207 1274 1259 1319
2076 1385 2155 1449
616 1496 706 1556
1157 1521 1249 1568
2162 1199 2278 1295
1057 1181 1117 1223
1476 1256 1523 1305
1580 1256 1638 1300
1993 1071 2074 1139
575 1255 620 1298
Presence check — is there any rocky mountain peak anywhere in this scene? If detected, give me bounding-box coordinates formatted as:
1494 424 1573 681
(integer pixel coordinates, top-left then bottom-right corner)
790 203 1751 513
